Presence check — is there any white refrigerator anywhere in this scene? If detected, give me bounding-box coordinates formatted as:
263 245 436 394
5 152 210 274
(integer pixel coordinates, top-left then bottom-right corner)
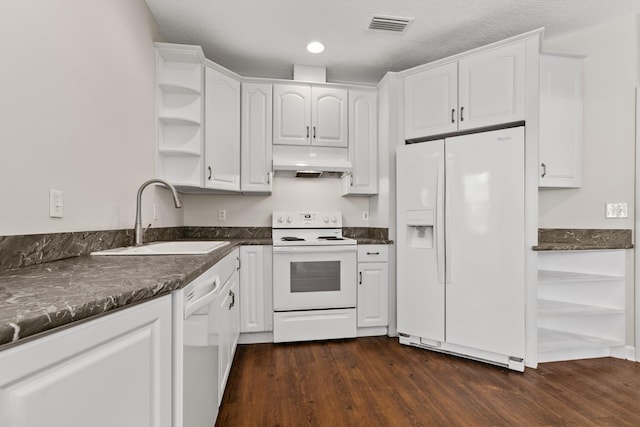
396 126 525 371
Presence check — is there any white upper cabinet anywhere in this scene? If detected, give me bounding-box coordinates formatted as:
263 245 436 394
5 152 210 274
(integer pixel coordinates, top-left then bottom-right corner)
342 90 377 195
539 54 584 188
458 42 525 130
204 66 241 191
404 62 458 139
273 84 348 147
311 87 349 147
241 83 273 193
273 84 311 145
404 41 525 140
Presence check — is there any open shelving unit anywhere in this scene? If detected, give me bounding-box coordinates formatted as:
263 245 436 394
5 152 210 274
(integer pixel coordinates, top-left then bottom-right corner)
155 44 205 189
537 250 625 363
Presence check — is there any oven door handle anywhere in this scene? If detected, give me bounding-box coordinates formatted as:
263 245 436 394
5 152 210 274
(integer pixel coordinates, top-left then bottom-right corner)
273 246 357 254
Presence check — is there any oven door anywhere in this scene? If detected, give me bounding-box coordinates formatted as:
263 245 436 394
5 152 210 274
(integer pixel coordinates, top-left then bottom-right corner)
273 245 357 311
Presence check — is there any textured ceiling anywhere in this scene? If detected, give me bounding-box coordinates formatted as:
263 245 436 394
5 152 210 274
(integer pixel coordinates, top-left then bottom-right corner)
145 0 640 84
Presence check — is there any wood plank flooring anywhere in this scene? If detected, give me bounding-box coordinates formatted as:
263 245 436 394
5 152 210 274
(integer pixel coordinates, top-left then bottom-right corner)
216 337 640 426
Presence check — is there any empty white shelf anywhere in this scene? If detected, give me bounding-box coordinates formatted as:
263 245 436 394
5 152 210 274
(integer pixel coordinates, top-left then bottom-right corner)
538 299 624 316
538 328 623 353
538 269 624 283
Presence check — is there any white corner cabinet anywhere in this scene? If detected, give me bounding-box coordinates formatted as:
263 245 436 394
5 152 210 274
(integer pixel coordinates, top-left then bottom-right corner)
342 90 378 195
155 44 241 193
539 53 584 188
241 83 273 193
404 41 526 140
0 296 172 427
273 84 348 147
357 245 389 335
537 250 626 363
239 246 273 339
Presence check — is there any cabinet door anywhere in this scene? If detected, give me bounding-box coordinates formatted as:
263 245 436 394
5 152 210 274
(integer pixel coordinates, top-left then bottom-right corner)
229 270 241 357
404 62 458 139
273 84 311 145
240 246 265 333
357 262 389 327
241 83 273 192
204 66 241 191
215 281 231 406
539 54 583 188
311 87 348 147
0 297 172 427
458 42 525 130
343 90 377 195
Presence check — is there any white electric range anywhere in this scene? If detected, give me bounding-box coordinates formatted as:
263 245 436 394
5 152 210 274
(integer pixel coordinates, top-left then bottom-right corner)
272 211 357 343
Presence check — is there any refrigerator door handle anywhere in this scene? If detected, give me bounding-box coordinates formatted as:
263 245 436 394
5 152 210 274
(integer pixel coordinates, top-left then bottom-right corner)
436 161 445 285
445 156 453 285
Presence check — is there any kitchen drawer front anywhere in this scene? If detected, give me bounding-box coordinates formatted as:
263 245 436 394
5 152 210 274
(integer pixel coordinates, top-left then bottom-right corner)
357 245 388 262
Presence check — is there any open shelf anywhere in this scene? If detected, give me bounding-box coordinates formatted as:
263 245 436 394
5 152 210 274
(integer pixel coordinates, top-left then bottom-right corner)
538 299 624 316
538 269 624 283
159 83 201 95
158 149 201 157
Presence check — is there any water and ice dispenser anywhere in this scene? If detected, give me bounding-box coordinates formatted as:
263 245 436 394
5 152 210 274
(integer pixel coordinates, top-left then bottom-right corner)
405 210 434 248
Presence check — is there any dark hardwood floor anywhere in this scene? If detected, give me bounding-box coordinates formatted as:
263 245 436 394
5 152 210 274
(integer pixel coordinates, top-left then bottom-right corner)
216 336 640 426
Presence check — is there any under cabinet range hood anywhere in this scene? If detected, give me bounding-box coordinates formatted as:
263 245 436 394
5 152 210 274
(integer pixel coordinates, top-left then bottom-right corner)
272 145 352 177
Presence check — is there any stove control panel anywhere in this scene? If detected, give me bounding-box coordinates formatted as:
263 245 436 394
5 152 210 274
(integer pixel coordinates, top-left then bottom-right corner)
273 211 342 228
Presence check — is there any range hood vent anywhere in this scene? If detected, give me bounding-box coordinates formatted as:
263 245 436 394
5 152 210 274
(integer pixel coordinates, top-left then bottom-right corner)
368 15 414 33
272 145 352 177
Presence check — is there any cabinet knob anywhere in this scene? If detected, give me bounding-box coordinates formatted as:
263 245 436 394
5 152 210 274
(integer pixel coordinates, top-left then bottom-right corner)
460 107 464 122
313 126 316 139
306 126 310 139
208 166 212 180
359 271 363 285
451 108 455 124
541 163 547 178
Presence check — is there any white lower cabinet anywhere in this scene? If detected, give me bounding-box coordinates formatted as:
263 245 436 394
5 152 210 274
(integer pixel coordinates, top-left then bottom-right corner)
215 250 241 406
537 250 626 363
239 246 273 335
357 245 389 335
0 296 172 427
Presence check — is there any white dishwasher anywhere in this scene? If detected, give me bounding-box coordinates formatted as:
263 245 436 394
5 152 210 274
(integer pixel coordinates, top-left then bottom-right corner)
172 248 240 427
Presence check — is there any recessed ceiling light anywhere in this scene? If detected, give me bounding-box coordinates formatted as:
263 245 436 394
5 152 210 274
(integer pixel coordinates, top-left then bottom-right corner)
306 41 325 54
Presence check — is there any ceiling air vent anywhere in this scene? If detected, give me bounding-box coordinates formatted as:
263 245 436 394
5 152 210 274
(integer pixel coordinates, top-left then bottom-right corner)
368 15 414 33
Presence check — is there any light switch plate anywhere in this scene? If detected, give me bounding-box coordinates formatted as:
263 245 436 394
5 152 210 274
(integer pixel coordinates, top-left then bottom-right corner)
49 189 63 218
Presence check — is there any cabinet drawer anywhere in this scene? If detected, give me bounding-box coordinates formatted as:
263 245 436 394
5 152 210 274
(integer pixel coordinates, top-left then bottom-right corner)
357 245 388 262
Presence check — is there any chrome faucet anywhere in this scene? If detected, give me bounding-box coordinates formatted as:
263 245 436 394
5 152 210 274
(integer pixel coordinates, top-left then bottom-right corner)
135 179 183 246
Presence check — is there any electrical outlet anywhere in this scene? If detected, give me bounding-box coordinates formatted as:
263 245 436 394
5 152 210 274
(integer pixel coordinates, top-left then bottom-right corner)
219 209 226 221
362 211 369 221
606 203 628 218
49 189 63 218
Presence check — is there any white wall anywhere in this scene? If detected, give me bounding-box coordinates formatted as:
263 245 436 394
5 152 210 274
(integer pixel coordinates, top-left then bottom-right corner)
539 15 638 229
0 0 182 236
184 176 370 227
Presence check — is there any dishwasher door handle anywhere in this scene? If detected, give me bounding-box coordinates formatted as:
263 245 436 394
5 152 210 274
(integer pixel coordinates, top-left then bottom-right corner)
184 277 220 319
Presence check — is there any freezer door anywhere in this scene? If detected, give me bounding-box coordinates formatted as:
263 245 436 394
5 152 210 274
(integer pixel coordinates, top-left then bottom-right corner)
396 140 445 342
444 127 525 358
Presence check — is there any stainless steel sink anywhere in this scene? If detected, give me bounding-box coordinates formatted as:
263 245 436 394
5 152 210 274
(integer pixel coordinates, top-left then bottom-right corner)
91 241 230 256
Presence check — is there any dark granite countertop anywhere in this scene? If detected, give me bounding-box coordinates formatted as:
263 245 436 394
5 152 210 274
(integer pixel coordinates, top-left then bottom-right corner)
355 239 394 245
533 228 633 251
0 242 253 350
